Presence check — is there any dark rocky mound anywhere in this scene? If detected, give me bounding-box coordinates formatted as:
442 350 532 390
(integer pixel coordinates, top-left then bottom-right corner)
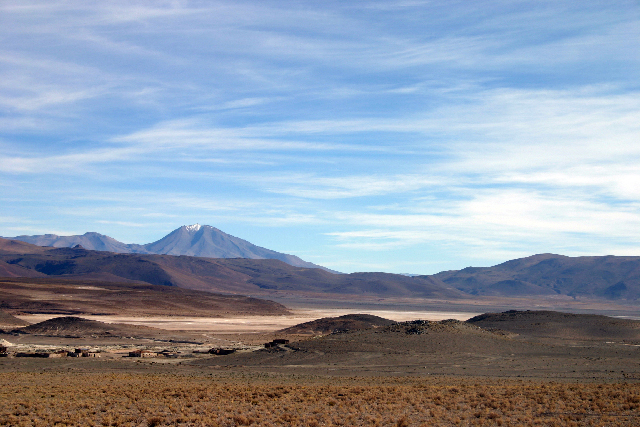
467 310 640 342
0 309 30 328
193 318 524 372
279 314 396 335
14 316 162 338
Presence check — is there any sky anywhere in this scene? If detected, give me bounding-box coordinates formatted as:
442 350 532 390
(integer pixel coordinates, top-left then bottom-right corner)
1 1 639 274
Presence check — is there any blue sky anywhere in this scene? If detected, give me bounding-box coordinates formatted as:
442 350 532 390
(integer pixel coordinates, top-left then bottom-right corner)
1 1 639 274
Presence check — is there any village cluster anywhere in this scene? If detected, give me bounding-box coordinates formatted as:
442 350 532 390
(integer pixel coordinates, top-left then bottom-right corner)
0 339 292 359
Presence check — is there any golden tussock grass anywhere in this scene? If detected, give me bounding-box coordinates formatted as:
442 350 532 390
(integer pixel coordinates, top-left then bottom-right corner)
0 373 638 426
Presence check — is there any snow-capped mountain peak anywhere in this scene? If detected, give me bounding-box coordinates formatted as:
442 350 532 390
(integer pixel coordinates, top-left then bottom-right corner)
183 224 202 233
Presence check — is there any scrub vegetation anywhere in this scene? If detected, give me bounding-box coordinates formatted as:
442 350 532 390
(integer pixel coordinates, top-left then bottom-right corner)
1 372 638 426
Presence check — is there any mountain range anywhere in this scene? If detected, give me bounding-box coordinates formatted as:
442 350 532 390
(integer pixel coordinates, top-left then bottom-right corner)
2 223 640 303
0 237 463 301
1 236 640 303
5 224 329 271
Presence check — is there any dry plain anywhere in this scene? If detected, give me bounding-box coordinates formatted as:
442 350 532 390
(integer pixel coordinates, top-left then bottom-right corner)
1 274 639 426
1 309 640 426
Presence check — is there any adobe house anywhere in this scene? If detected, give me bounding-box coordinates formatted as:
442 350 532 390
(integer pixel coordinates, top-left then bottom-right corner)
265 339 290 348
128 349 157 358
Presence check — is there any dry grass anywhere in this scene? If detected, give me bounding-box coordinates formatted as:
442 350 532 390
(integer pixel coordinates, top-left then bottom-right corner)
0 373 638 426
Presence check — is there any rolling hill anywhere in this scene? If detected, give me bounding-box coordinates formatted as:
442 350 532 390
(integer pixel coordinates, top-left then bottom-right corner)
433 253 640 300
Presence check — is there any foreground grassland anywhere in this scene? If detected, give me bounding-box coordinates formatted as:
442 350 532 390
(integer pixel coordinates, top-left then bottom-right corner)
0 373 638 426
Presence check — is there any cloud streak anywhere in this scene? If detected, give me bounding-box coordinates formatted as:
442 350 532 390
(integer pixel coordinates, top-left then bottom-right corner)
1 0 639 273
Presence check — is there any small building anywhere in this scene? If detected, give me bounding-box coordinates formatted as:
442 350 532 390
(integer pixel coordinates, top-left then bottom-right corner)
265 339 290 348
128 349 157 358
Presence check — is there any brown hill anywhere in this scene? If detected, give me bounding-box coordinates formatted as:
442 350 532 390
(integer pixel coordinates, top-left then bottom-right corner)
0 309 30 328
0 277 289 317
467 310 640 343
279 314 396 335
14 316 166 339
0 237 52 255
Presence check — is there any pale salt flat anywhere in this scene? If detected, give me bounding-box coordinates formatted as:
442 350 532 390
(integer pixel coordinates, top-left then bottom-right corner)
16 309 479 333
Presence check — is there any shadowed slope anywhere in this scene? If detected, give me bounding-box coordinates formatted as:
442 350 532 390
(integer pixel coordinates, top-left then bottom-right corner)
0 277 289 317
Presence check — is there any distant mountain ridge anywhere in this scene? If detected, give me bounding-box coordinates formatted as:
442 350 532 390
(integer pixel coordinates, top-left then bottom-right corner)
5 224 330 271
432 253 640 300
0 237 465 299
0 237 639 302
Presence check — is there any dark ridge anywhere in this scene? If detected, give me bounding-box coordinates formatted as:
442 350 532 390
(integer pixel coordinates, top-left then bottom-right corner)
467 310 640 342
279 313 396 335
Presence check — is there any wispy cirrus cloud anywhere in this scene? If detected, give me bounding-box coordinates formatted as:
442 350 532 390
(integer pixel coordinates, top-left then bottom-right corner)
1 0 639 273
